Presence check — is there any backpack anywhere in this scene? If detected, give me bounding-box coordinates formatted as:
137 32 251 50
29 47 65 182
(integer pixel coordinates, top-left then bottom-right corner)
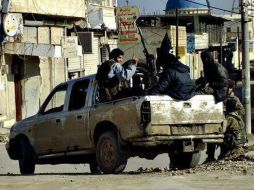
96 60 119 87
96 60 119 101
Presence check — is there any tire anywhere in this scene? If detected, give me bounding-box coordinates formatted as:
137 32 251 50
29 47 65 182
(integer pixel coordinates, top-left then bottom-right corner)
96 131 127 174
169 151 201 170
19 138 35 175
89 161 102 174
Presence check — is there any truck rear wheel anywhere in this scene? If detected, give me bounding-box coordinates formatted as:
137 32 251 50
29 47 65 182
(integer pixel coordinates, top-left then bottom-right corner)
96 131 127 174
19 138 35 175
169 151 201 170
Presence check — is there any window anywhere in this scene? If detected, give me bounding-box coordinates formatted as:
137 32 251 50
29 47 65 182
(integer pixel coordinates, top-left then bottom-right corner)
89 0 102 5
77 32 93 54
226 27 231 33
68 79 89 111
42 85 68 114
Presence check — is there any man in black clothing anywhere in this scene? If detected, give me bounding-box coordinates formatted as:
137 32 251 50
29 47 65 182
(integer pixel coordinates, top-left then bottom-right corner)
149 52 195 100
223 49 241 82
196 50 229 103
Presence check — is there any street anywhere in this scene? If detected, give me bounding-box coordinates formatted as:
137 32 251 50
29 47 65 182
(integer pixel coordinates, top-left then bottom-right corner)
1 143 254 190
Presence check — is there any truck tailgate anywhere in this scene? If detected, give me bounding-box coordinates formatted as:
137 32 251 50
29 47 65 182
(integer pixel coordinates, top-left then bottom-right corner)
147 95 224 125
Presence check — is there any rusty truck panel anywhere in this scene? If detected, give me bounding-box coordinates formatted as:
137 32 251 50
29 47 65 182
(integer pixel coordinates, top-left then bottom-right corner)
90 97 145 141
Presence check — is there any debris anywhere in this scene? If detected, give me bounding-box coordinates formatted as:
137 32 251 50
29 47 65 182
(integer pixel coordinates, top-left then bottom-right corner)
124 145 254 176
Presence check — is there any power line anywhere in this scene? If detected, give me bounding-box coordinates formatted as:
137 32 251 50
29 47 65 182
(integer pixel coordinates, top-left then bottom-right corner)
156 0 239 14
179 0 254 18
182 0 240 15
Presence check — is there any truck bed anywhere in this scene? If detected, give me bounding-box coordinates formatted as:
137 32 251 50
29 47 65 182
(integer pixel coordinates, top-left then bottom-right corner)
146 95 224 125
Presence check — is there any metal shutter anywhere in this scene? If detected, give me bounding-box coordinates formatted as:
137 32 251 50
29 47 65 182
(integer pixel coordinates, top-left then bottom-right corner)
84 36 100 75
67 56 83 72
68 32 99 75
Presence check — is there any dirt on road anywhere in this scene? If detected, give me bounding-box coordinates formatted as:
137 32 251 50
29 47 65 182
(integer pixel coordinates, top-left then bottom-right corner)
1 144 254 190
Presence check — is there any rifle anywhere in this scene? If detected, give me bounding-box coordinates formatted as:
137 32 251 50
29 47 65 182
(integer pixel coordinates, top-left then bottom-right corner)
137 27 157 76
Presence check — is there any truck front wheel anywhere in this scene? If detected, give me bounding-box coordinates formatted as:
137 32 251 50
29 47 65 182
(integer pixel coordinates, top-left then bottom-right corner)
169 151 201 170
96 131 127 174
19 138 35 175
89 161 102 174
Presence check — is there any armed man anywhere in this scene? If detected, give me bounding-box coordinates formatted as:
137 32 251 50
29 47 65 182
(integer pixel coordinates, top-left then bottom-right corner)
96 48 139 102
149 33 195 100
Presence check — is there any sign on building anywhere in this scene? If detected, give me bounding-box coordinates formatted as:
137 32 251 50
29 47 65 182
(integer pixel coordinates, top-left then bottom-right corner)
88 5 116 30
116 6 140 43
2 0 86 18
187 33 209 53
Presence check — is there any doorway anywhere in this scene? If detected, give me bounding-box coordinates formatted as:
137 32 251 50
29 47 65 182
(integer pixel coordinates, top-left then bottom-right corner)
12 55 24 121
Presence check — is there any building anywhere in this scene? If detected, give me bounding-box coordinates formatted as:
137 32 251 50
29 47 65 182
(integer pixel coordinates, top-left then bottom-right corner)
223 13 254 69
0 0 117 136
67 0 118 78
120 0 227 79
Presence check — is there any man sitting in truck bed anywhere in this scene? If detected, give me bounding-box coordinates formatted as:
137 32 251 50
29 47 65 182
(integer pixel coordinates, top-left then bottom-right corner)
149 50 195 100
96 48 139 102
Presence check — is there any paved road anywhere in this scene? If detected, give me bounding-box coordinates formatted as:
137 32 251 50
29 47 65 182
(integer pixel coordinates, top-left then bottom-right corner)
0 142 212 174
1 143 254 190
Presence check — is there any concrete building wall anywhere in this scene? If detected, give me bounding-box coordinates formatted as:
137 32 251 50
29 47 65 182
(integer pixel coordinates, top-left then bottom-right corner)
0 75 7 118
21 57 40 118
39 57 66 104
3 55 15 128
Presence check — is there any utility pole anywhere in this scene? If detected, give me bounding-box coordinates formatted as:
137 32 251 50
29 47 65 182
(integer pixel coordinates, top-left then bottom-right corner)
220 24 223 65
237 27 241 70
241 0 252 134
126 0 129 6
176 8 179 58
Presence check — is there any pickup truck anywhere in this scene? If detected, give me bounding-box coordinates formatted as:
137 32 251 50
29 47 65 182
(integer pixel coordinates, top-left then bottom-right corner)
6 74 225 174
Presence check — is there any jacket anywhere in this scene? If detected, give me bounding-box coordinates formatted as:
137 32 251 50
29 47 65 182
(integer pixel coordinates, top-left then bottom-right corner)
150 61 195 100
96 59 136 101
202 51 229 102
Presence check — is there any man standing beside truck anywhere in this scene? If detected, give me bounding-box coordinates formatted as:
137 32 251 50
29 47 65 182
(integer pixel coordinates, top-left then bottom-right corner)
96 48 138 102
204 79 247 162
196 50 229 103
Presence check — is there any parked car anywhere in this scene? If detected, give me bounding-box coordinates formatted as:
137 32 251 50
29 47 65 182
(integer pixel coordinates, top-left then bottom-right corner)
6 74 225 174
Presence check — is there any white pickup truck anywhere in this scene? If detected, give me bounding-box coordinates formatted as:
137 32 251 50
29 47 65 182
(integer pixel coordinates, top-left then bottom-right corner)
6 74 225 174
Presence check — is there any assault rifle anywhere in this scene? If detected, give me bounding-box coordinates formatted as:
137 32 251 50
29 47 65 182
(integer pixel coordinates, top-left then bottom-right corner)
137 27 157 76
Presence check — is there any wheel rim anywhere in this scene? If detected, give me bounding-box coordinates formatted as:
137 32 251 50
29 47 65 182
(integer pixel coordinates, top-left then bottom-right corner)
100 138 116 168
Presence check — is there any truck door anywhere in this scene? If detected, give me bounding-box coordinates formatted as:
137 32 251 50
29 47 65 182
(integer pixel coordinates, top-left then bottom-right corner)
63 79 91 151
31 84 68 154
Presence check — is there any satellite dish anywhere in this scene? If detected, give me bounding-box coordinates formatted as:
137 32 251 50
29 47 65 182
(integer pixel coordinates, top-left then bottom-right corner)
3 13 19 37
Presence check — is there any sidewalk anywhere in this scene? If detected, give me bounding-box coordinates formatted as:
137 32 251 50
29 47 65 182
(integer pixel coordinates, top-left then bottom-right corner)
0 127 9 143
247 134 254 145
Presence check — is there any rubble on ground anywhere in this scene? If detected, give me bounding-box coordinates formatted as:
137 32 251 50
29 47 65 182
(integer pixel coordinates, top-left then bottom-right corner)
0 135 8 143
125 145 254 176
